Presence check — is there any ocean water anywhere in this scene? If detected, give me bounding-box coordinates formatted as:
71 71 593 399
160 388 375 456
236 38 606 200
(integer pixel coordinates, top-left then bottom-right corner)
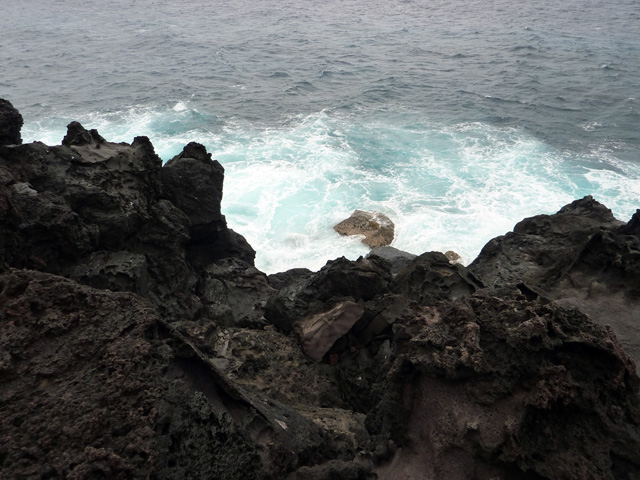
2 0 639 273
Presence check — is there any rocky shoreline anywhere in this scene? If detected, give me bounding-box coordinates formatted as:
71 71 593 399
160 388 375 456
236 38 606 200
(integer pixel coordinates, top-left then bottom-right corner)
1 99 639 479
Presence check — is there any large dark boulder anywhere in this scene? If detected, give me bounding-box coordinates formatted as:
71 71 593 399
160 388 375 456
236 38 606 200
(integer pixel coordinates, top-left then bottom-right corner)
264 256 392 335
394 251 483 304
366 246 416 276
0 98 23 146
161 142 224 234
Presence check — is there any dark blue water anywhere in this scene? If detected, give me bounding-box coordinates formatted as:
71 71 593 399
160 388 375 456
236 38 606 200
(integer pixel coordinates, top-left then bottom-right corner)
2 0 639 272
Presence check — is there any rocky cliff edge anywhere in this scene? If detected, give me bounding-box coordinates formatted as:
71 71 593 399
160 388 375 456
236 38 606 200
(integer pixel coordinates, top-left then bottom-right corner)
1 99 639 480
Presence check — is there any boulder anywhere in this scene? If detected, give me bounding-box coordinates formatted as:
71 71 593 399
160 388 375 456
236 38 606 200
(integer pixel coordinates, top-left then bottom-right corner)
161 142 256 266
264 256 392 334
296 301 365 362
444 250 460 263
394 251 483 304
62 120 105 146
198 257 275 328
334 210 395 248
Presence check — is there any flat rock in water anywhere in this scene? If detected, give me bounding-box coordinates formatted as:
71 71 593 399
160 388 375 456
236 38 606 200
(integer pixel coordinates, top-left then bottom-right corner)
334 210 394 248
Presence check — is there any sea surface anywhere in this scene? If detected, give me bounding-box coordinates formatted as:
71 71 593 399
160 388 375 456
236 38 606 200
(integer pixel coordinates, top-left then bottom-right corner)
2 0 639 273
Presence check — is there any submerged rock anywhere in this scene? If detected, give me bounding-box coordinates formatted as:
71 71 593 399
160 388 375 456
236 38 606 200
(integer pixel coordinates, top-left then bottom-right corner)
334 210 395 248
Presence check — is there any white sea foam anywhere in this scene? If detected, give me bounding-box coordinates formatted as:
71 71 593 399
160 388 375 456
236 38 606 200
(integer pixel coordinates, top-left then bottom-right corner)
215 113 640 273
21 108 640 274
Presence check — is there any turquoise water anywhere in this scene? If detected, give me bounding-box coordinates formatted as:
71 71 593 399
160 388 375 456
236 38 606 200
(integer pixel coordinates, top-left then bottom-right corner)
2 0 639 272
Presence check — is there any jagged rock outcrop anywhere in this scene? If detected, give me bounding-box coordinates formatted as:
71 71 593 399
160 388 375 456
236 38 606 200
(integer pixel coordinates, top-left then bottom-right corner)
0 99 23 146
334 210 395 248
470 196 640 366
1 102 639 480
366 246 416 275
0 270 334 480
0 121 256 321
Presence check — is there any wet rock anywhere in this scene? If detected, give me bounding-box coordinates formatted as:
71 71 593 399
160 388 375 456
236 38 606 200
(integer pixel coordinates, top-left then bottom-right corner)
0 98 23 146
444 250 460 263
334 210 395 248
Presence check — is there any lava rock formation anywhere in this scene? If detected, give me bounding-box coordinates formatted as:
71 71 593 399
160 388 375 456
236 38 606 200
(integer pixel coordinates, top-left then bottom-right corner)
1 100 639 480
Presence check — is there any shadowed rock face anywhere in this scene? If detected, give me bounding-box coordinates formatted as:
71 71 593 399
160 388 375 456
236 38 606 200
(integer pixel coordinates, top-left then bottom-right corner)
1 102 639 480
0 99 23 146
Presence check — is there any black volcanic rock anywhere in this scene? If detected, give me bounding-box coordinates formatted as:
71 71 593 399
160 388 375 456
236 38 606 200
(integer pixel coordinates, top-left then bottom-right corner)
0 98 23 146
470 195 640 366
366 246 416 276
393 251 483 304
264 256 392 334
0 270 330 480
372 290 640 480
161 142 256 266
62 120 106 146
161 142 224 231
1 103 639 479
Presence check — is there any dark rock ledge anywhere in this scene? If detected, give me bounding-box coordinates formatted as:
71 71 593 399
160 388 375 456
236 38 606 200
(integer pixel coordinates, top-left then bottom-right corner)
1 99 639 480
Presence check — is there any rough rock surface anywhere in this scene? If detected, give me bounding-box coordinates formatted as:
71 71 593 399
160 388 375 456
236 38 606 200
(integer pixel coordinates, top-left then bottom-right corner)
1 102 639 480
296 301 365 362
334 210 395 248
0 98 23 146
470 196 640 366
366 246 416 276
